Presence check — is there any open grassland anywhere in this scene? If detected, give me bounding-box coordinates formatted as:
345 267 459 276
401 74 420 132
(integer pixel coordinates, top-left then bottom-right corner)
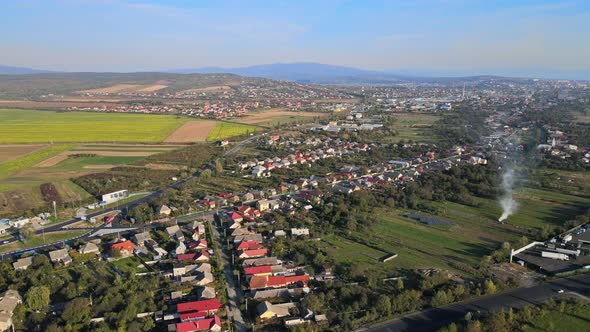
0 144 47 162
533 168 590 195
322 187 590 277
0 109 189 143
206 122 258 142
526 301 590 332
79 84 142 94
231 108 327 126
164 120 218 142
388 112 441 142
48 156 144 171
181 85 233 93
0 143 180 215
0 230 87 253
0 145 74 179
571 110 590 123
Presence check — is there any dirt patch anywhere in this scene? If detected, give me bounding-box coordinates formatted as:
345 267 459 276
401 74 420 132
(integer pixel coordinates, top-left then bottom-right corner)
181 85 233 93
61 98 122 102
82 164 116 169
144 163 184 170
136 85 168 92
235 109 327 125
79 84 142 94
35 154 69 167
163 120 217 142
0 144 47 162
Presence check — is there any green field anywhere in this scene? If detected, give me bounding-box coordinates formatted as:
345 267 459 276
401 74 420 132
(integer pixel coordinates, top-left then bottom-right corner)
112 256 146 275
0 109 189 143
526 301 590 331
0 144 74 178
49 155 144 171
206 122 258 141
321 187 590 276
388 113 440 142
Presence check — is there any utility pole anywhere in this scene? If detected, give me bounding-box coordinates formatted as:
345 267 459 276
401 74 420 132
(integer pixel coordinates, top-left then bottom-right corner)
52 201 57 222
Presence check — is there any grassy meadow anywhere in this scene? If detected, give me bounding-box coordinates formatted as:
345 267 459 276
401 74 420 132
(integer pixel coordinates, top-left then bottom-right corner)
206 122 258 141
321 186 590 277
388 113 440 142
0 109 188 143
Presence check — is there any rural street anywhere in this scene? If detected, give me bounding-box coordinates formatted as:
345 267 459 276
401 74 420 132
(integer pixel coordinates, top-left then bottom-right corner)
359 272 590 332
211 219 246 332
223 134 263 157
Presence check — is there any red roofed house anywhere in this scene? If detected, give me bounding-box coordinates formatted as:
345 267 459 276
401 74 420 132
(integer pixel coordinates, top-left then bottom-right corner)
249 274 310 290
244 265 272 277
236 205 252 215
237 240 262 251
177 253 197 261
229 212 243 223
176 315 222 332
111 240 134 258
239 248 268 259
180 311 207 322
195 239 208 250
177 299 222 315
195 250 210 262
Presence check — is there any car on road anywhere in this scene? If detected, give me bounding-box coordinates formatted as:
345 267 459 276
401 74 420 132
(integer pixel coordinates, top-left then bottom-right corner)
557 289 564 293
1 240 9 244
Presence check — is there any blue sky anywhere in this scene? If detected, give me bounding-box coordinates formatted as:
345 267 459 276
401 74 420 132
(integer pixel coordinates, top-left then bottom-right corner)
1 0 590 77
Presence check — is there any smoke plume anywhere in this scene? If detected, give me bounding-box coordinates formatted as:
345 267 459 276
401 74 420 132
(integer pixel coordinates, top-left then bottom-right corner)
498 168 518 222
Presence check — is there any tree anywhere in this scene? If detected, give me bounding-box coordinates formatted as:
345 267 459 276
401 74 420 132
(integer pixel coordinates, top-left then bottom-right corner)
395 278 404 292
62 297 91 329
214 160 224 175
430 290 449 307
507 307 514 323
466 320 482 332
484 279 497 295
200 169 212 180
376 295 391 315
447 322 458 332
25 286 50 311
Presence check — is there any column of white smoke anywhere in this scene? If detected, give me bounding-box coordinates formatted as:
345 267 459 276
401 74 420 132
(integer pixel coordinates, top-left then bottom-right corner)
498 168 518 221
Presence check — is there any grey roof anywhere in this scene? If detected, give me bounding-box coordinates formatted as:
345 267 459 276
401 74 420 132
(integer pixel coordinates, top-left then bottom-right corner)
80 242 100 254
198 286 216 299
48 248 70 263
242 257 279 267
133 231 152 244
252 288 290 299
12 257 33 271
0 290 22 314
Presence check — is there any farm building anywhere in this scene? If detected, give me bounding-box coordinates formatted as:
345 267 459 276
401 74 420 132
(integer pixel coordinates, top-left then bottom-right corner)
101 189 129 203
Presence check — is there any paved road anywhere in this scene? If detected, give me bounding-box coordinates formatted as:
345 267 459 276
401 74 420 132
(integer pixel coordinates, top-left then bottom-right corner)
211 219 246 332
360 273 590 332
223 134 263 157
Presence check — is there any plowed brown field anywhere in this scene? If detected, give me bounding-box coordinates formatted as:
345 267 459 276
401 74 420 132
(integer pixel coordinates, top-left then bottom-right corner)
164 120 217 142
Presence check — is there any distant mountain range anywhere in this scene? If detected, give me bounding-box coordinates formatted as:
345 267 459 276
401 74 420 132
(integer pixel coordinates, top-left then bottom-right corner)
1 62 587 82
170 62 400 83
0 65 57 75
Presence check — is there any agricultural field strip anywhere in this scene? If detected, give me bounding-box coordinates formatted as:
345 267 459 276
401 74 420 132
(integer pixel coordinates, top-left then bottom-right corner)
0 144 74 178
206 122 258 142
0 144 47 162
164 120 217 142
0 109 189 143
